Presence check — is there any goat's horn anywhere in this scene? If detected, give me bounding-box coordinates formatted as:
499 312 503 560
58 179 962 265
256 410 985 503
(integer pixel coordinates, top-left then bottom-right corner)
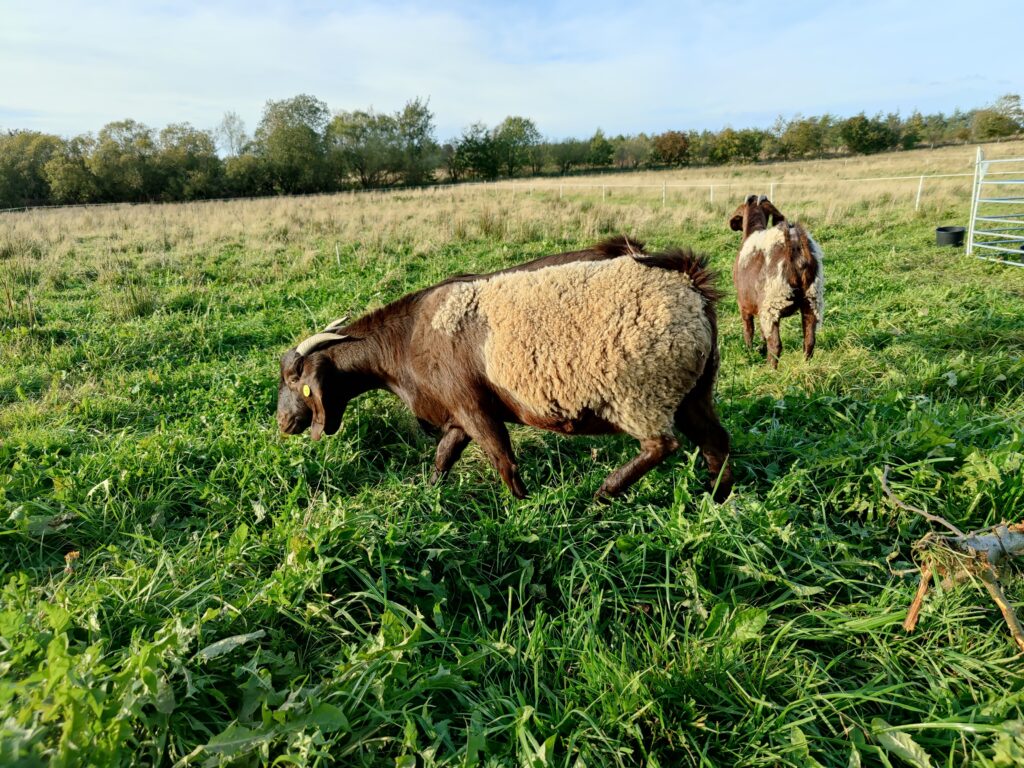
758 194 768 203
323 316 349 332
295 332 348 356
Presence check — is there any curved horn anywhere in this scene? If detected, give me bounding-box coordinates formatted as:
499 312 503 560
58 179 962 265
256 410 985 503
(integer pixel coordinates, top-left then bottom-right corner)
323 316 349 332
295 332 348 356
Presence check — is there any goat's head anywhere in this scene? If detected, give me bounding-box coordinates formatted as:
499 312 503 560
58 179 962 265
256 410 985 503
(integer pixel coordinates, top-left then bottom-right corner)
728 194 786 236
276 320 354 440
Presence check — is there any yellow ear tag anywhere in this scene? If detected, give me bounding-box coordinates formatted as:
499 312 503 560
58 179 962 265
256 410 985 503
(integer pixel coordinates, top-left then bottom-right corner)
302 384 311 397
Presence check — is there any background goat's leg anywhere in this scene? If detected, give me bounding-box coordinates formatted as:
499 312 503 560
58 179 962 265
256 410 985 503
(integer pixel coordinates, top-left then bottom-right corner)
458 411 527 498
741 312 756 350
767 323 782 369
801 307 817 360
595 435 678 500
429 425 470 485
675 391 732 502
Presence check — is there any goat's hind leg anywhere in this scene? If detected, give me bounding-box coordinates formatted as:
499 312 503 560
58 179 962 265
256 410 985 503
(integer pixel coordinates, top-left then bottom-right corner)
594 434 679 501
766 321 782 369
675 389 732 502
741 311 756 351
801 306 817 360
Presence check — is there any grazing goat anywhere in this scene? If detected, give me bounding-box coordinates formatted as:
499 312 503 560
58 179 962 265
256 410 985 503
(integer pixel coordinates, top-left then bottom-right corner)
728 195 824 368
276 237 732 502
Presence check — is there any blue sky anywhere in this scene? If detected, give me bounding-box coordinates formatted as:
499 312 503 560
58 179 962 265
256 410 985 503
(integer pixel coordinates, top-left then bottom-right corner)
2 1 1021 141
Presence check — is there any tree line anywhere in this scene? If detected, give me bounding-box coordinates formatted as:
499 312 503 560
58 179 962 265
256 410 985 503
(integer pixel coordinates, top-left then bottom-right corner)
1 94 1022 209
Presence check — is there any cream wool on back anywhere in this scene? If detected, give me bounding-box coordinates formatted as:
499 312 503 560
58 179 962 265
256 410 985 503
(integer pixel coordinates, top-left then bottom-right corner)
431 257 713 438
738 227 785 268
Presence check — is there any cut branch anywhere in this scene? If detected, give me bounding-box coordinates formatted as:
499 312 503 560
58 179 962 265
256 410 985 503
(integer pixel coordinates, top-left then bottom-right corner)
883 465 1023 651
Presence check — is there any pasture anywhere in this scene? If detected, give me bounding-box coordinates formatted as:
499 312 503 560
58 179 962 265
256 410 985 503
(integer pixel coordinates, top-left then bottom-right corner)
2 142 1024 766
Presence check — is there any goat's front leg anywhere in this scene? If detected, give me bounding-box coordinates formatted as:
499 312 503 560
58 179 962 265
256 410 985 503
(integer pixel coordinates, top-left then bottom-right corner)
429 425 470 485
766 322 782 369
801 307 817 360
595 434 679 501
457 410 527 499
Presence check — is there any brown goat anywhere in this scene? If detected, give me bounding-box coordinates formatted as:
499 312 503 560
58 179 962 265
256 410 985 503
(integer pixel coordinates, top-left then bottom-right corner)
728 195 824 368
277 237 732 502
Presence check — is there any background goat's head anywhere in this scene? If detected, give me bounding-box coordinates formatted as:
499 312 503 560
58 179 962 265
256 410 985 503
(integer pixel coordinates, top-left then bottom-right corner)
729 194 786 235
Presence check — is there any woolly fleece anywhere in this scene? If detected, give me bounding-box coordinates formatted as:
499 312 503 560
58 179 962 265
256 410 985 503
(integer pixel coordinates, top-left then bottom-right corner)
806 235 825 328
431 256 713 438
738 227 785 269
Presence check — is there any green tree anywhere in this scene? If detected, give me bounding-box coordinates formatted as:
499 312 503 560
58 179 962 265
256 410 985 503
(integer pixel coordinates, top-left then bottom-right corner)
993 94 1024 127
613 134 652 169
973 109 1019 140
492 116 541 178
526 142 549 175
157 123 223 200
588 129 614 167
395 98 439 185
440 142 468 182
839 113 898 154
782 116 826 158
734 129 766 163
901 111 924 150
254 94 330 194
548 139 589 174
651 131 689 166
224 152 271 197
710 127 740 164
455 123 500 180
44 135 99 204
0 131 62 208
328 109 400 189
88 119 160 201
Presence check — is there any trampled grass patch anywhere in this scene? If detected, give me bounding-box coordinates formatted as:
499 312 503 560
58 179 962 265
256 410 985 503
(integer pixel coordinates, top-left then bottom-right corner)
2 154 1024 766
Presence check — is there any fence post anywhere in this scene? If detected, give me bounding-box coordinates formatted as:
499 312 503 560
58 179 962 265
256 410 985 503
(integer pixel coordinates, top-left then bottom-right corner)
769 182 774 200
602 185 606 201
915 175 924 211
709 185 714 203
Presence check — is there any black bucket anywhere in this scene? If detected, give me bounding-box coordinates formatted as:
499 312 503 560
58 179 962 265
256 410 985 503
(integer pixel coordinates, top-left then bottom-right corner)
936 226 965 247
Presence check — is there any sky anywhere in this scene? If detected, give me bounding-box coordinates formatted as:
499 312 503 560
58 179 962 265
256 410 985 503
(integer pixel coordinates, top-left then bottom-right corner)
2 0 1021 142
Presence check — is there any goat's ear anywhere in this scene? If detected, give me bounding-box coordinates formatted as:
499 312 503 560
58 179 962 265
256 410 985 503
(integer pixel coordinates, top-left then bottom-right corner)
728 208 744 231
760 199 786 226
281 350 304 384
307 379 328 441
296 356 331 441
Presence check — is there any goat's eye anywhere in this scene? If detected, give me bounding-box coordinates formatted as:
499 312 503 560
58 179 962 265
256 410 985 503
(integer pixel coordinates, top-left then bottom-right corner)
302 385 311 397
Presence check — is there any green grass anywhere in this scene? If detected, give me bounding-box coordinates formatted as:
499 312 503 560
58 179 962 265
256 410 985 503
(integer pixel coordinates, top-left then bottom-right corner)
2 185 1024 767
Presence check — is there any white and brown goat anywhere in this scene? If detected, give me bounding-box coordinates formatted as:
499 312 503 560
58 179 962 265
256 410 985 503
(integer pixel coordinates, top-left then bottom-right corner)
728 195 824 368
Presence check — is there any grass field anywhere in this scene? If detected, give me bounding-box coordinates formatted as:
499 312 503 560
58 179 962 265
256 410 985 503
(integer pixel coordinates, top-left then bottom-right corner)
3 144 1024 766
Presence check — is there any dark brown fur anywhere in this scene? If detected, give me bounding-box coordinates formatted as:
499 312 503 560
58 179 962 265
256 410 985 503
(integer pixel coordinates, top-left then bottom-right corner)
277 237 731 502
728 195 822 369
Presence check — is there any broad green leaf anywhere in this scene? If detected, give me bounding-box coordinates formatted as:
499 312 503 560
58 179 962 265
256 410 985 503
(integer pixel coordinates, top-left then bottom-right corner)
731 606 768 644
871 719 934 768
196 630 265 662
